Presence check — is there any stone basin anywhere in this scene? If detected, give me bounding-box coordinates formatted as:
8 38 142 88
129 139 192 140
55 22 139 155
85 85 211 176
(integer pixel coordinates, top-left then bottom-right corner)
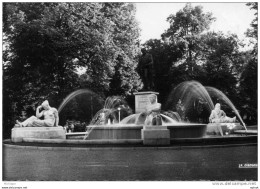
85 125 143 140
11 124 208 143
85 124 207 140
165 124 207 139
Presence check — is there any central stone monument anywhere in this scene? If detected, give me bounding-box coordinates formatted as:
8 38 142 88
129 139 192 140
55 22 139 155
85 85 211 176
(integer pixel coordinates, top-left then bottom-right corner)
134 91 170 145
133 91 159 113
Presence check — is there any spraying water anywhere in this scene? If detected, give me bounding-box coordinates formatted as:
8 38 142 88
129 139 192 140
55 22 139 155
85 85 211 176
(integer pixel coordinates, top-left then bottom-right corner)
162 111 182 122
103 96 127 109
165 81 246 129
84 96 133 139
61 81 247 140
165 81 214 113
120 112 180 125
58 89 105 137
58 89 103 114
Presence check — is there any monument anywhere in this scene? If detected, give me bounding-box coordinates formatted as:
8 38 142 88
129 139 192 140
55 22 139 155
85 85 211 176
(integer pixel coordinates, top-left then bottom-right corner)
10 81 250 144
134 92 170 145
11 100 66 142
138 48 154 90
134 91 159 113
207 103 242 136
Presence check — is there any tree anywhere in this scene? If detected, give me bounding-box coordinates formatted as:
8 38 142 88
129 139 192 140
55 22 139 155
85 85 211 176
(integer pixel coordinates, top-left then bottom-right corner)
3 2 142 137
138 4 215 102
139 39 184 101
238 58 257 125
76 3 143 96
162 3 215 73
237 3 258 125
201 32 243 94
140 3 250 123
109 54 143 96
246 2 257 56
102 3 143 96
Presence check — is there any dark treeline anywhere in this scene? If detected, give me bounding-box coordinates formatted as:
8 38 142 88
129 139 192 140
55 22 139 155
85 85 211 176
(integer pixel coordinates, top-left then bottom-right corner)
137 3 257 125
3 3 257 138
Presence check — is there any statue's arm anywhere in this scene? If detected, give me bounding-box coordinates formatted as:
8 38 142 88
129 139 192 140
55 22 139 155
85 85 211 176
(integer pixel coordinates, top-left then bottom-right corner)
36 106 44 118
209 110 214 122
53 108 59 126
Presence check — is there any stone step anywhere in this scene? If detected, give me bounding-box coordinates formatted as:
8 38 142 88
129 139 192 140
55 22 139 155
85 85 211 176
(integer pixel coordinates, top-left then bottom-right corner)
233 130 258 135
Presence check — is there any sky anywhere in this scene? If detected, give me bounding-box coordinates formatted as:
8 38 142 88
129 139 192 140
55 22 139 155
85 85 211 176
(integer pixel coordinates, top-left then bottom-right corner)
135 2 256 44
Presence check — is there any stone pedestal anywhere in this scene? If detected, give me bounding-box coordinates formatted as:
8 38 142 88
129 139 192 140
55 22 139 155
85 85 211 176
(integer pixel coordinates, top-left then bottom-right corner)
133 91 159 113
11 126 66 143
141 126 170 145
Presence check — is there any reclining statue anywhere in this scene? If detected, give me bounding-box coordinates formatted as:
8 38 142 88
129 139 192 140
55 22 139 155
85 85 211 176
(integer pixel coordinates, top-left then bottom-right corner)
209 103 236 123
144 94 162 126
15 100 59 127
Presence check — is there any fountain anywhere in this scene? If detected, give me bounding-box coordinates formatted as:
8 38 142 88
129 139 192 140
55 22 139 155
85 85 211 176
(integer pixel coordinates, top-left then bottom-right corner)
11 81 254 145
79 90 208 144
164 81 247 135
83 95 141 140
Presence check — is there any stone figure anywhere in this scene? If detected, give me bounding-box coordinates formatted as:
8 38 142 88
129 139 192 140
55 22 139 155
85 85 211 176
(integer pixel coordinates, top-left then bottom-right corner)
209 103 236 123
144 94 162 125
15 100 59 127
139 48 154 90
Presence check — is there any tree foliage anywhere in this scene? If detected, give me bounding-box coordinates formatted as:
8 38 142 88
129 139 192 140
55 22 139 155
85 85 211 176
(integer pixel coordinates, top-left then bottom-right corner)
201 32 243 94
3 2 142 137
138 3 256 125
246 3 258 40
3 3 258 138
162 3 215 72
237 3 258 124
